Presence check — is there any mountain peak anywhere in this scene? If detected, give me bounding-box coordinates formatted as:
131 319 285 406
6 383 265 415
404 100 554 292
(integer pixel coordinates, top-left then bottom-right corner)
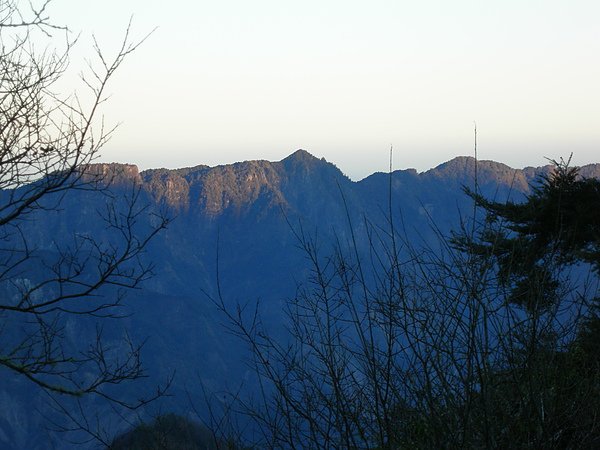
283 149 320 163
284 148 318 161
281 149 333 172
279 149 348 182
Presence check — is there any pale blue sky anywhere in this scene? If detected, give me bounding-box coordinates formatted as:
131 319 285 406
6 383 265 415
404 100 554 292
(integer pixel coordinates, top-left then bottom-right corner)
47 0 599 179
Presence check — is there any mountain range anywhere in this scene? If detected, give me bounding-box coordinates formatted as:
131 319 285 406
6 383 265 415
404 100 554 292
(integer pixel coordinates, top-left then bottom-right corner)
2 150 599 448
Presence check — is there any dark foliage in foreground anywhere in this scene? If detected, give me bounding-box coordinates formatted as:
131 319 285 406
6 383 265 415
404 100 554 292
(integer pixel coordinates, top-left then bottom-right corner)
456 157 600 310
204 158 600 449
109 414 224 450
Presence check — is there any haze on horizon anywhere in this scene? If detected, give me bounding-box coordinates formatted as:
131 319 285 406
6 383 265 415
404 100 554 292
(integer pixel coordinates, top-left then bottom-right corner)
48 0 599 180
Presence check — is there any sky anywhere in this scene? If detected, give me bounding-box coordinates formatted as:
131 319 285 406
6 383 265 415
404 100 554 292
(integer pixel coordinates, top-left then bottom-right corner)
44 0 600 180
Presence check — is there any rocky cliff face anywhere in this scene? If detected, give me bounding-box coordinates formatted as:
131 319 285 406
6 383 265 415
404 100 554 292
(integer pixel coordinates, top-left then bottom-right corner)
95 150 345 218
91 152 600 219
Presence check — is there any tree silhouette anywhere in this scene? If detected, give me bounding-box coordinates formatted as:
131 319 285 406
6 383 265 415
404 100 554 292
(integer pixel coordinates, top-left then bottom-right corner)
0 0 167 401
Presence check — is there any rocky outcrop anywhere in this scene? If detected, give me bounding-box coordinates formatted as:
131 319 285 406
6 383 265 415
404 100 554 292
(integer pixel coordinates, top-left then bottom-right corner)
192 160 286 216
142 168 192 211
82 163 143 186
